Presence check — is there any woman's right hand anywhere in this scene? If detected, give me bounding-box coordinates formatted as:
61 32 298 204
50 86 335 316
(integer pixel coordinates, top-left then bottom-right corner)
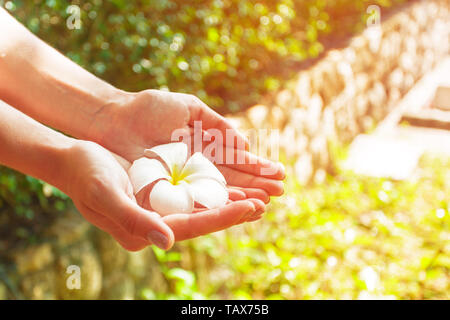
62 140 175 251
61 140 264 251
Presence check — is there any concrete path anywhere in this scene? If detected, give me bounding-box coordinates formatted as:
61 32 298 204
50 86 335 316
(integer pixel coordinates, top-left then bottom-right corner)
343 57 450 179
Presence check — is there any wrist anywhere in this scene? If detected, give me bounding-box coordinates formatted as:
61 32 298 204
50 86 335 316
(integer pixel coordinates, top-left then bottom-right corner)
0 10 132 145
83 89 133 143
56 139 98 195
39 135 78 194
85 90 146 160
0 100 78 194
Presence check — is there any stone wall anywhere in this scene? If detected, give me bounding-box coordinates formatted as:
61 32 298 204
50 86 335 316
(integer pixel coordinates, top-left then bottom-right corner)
227 0 450 184
1 0 449 300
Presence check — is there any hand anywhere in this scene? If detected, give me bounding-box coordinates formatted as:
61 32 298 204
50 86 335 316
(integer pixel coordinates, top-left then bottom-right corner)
0 11 277 249
88 90 285 202
62 140 264 251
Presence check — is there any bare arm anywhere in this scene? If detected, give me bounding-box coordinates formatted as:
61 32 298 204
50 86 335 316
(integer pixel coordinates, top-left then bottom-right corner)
0 7 125 141
0 7 284 201
0 99 73 190
0 99 177 250
0 100 262 251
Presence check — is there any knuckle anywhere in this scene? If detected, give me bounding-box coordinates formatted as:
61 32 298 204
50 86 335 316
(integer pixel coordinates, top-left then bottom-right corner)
185 215 198 239
118 212 138 236
187 94 202 106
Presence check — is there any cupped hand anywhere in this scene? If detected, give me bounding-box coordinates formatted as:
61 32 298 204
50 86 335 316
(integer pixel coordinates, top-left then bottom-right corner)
89 89 285 202
62 140 264 251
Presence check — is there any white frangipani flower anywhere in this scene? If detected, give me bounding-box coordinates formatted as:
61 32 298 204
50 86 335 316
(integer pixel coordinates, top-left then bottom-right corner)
128 142 228 216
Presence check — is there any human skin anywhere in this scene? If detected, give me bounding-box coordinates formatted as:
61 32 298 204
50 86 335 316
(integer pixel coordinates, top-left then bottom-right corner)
0 8 283 249
0 100 265 251
0 8 284 195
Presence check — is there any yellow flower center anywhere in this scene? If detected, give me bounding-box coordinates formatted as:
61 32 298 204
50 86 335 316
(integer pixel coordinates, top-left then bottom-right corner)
169 164 187 185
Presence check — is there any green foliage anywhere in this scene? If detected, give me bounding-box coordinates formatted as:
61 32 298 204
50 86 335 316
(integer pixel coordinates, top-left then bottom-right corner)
0 168 68 215
0 0 410 248
2 0 441 300
0 167 69 248
146 154 450 299
3 0 408 113
140 247 205 300
1 150 449 299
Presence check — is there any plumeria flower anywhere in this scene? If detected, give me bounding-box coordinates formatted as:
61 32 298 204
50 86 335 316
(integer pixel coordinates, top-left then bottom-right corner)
128 142 229 216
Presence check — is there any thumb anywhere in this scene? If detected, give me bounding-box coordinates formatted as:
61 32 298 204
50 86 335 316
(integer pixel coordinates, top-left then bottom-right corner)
107 194 175 250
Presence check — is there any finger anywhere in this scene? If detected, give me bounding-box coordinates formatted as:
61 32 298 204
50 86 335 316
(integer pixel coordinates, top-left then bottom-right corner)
236 210 255 224
236 198 264 224
248 198 266 215
245 198 266 221
218 165 284 196
185 135 285 180
93 189 175 250
238 198 266 223
110 152 132 171
188 99 249 150
211 147 286 180
227 187 246 201
162 200 256 241
183 133 284 196
231 187 270 203
76 202 150 252
246 215 264 222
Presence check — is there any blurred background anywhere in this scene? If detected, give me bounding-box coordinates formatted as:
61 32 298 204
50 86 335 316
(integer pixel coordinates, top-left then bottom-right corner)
0 0 449 300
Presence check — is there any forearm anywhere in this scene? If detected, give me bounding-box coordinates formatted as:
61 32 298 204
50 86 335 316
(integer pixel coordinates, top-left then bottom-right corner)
0 99 74 191
0 7 127 141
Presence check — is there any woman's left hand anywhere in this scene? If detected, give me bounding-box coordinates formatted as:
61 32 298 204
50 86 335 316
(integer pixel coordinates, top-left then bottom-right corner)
87 89 285 203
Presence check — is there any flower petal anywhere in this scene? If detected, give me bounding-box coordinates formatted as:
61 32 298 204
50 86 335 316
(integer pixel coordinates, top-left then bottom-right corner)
182 152 226 184
187 177 229 209
150 180 194 216
128 158 170 194
144 142 188 176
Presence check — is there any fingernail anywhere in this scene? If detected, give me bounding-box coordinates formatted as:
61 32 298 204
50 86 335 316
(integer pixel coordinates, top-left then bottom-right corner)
148 230 169 250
